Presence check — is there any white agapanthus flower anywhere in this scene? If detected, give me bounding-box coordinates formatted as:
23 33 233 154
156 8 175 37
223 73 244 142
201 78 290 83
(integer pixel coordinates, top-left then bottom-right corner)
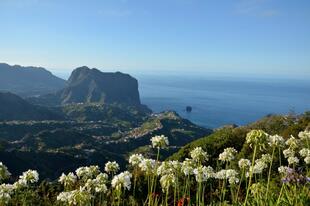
287 156 299 165
0 184 14 204
268 134 285 147
190 147 209 163
138 158 156 175
0 162 11 182
219 147 237 162
181 158 196 176
285 136 299 149
169 160 182 173
157 162 173 176
150 135 169 149
260 154 272 164
238 159 251 169
228 176 240 185
111 171 132 191
59 172 77 187
18 170 39 186
104 161 120 174
193 166 214 183
246 130 268 149
56 191 72 203
283 148 295 158
57 187 92 205
215 169 239 185
129 154 144 167
278 166 292 175
304 156 310 164
250 160 268 174
299 148 310 157
95 173 108 184
84 179 97 192
298 130 310 141
76 165 100 180
94 173 109 193
160 173 176 192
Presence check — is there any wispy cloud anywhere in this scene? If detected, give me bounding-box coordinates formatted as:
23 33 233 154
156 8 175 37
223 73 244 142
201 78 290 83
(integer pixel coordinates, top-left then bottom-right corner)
236 0 279 17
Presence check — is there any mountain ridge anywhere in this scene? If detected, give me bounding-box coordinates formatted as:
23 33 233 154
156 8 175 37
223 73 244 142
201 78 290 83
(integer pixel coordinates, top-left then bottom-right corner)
0 92 64 121
28 66 143 107
0 63 66 96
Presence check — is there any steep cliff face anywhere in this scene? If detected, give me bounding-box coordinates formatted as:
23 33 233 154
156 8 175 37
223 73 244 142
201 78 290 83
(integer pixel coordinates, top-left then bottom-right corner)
0 63 66 96
58 66 141 105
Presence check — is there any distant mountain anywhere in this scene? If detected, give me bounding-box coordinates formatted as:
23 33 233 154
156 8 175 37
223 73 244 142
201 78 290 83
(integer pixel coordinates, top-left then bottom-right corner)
0 92 63 121
0 63 66 97
60 66 141 105
29 66 143 107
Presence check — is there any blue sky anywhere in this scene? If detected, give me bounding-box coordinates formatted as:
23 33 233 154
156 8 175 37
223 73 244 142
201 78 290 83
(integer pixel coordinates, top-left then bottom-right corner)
0 0 309 77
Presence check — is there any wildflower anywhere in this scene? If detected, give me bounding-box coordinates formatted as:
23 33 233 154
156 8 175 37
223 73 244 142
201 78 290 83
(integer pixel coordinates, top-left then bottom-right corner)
190 147 208 163
157 162 173 176
129 154 144 167
304 156 310 164
111 171 132 191
280 169 310 184
250 159 268 174
151 135 169 149
260 154 272 163
160 173 176 192
84 179 97 192
246 130 268 150
57 187 92 205
104 161 120 174
57 191 72 203
88 165 100 177
278 166 293 176
215 169 238 184
95 182 108 193
238 159 251 169
76 165 100 180
181 158 196 176
228 176 239 185
299 148 310 157
287 156 299 165
218 147 237 162
95 173 108 184
0 184 14 204
94 173 109 193
285 135 299 149
0 162 11 182
268 134 285 147
298 130 310 141
193 166 214 182
215 169 238 179
138 158 156 175
18 170 39 186
283 148 295 158
59 172 77 188
170 160 182 173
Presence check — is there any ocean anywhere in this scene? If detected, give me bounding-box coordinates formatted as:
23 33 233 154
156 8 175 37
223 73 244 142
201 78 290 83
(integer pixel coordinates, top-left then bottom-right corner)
135 74 310 129
54 71 310 129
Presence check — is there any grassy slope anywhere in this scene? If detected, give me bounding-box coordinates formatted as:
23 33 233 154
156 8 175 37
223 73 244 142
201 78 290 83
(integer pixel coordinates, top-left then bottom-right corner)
169 112 310 163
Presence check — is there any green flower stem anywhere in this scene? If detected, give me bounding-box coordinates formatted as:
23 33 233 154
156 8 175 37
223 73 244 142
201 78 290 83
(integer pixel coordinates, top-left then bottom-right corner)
235 168 245 203
265 146 275 200
244 145 257 206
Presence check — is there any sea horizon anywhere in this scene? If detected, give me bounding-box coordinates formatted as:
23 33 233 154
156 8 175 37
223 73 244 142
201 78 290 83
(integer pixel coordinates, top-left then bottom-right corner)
51 70 310 129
